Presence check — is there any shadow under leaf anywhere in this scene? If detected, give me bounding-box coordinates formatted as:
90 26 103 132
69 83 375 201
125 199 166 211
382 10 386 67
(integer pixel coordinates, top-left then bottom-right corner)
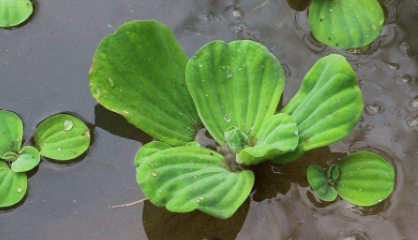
286 0 311 11
142 198 250 240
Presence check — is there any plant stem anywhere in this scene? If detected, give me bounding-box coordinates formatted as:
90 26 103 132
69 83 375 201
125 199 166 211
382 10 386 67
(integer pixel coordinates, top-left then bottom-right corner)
110 198 148 209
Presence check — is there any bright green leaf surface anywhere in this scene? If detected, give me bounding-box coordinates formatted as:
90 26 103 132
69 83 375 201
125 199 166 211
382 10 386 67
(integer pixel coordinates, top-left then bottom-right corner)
336 151 395 206
238 113 299 165
0 160 27 208
186 40 285 145
0 110 23 156
308 0 384 49
0 0 33 28
137 146 255 219
275 54 362 164
11 146 40 173
34 114 90 161
307 164 337 202
327 164 340 181
89 20 201 146
135 141 172 168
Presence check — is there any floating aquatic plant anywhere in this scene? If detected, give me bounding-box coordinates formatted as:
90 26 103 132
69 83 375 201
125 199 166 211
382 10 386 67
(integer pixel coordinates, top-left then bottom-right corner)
0 0 33 28
308 0 385 49
0 110 91 208
89 20 395 219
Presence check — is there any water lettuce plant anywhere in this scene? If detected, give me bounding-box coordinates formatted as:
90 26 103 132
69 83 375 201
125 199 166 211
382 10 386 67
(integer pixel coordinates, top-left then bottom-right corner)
0 0 33 28
0 110 91 208
89 20 395 219
308 0 384 49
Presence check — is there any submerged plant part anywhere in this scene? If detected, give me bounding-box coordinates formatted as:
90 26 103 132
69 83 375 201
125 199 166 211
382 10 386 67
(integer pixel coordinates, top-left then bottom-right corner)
89 20 395 219
308 151 395 206
0 0 33 28
0 110 91 208
308 0 384 49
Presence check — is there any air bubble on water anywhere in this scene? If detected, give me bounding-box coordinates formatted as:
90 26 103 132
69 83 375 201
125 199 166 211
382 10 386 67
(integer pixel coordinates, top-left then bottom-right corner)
365 104 381 116
410 98 418 109
407 118 418 128
64 120 74 131
385 62 399 70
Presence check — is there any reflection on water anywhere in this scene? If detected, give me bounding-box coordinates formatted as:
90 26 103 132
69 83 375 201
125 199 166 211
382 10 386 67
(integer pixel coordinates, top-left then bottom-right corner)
0 0 417 239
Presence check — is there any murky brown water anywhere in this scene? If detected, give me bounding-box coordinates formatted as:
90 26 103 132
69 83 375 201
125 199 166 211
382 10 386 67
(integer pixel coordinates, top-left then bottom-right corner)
1 0 417 239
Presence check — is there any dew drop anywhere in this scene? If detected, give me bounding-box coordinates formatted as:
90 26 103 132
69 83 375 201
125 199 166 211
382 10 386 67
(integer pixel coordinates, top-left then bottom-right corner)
151 171 158 177
64 120 74 131
58 147 62 152
17 187 22 193
108 77 115 87
365 104 381 116
224 115 231 122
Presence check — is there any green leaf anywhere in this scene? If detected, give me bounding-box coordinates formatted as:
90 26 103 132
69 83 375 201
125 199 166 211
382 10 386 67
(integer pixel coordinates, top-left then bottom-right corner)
0 160 27 208
0 110 23 156
34 114 91 161
327 164 340 181
308 0 384 49
237 113 299 165
2 151 18 161
224 126 248 154
275 54 362 164
89 20 201 146
135 141 172 168
307 164 338 202
0 0 33 28
186 40 285 145
136 146 255 219
11 146 40 173
335 151 395 206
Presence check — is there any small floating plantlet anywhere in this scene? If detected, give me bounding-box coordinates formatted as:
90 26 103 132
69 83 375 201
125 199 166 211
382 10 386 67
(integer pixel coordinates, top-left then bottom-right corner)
0 110 91 208
308 0 384 49
89 20 395 219
0 0 34 28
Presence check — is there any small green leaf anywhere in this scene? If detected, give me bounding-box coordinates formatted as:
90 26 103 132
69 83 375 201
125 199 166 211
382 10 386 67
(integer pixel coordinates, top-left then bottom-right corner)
237 113 299 165
186 40 285 145
275 54 362 164
34 114 91 161
0 160 27 208
308 0 384 49
2 151 18 161
11 146 40 173
137 146 255 219
336 151 395 206
135 141 172 168
327 164 340 181
89 20 201 146
0 110 23 156
186 142 201 148
224 126 248 154
0 0 33 28
307 164 337 202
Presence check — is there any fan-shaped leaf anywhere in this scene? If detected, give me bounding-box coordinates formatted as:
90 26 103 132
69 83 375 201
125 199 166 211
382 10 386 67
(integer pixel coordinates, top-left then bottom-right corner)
336 151 395 206
0 0 33 28
135 141 171 168
89 20 201 146
136 146 255 219
186 40 285 145
11 146 40 173
308 0 384 49
237 113 299 165
307 164 337 202
0 110 23 156
34 114 90 161
0 160 27 208
275 54 362 164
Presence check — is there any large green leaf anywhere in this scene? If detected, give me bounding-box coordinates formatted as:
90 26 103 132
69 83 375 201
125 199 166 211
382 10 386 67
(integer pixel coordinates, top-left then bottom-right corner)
186 40 285 145
34 114 90 161
135 141 171 168
274 54 362 164
308 0 384 49
0 160 27 208
11 146 40 173
89 20 201 146
0 110 23 156
237 113 299 165
307 164 337 202
336 151 395 206
136 146 255 219
0 0 33 28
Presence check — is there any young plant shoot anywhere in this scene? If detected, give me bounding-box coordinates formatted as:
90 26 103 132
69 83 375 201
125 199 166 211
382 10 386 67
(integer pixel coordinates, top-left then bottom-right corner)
89 20 395 219
308 0 385 49
0 110 91 208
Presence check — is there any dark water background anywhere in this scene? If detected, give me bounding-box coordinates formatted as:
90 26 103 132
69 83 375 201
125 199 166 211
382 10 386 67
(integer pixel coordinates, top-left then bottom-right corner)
0 0 417 239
